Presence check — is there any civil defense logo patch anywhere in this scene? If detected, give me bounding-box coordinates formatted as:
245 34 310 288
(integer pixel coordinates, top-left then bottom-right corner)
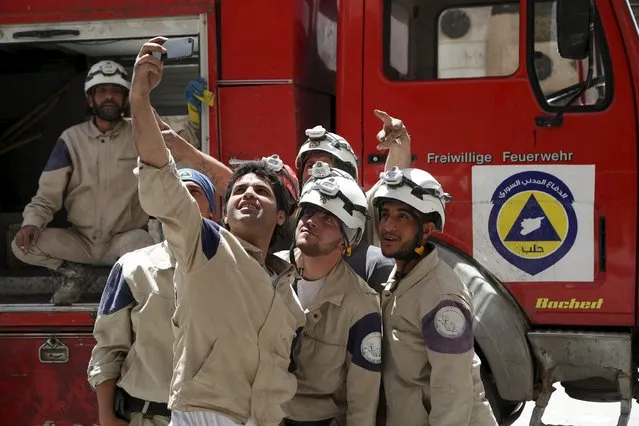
488 171 578 276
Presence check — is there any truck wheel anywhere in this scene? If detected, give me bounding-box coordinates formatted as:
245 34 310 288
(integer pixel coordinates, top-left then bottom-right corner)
481 362 525 426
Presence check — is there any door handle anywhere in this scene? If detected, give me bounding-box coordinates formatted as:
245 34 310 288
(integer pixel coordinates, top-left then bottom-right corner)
599 216 606 272
39 337 69 364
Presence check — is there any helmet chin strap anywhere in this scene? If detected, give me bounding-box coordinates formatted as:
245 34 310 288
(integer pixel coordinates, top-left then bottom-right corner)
290 209 305 280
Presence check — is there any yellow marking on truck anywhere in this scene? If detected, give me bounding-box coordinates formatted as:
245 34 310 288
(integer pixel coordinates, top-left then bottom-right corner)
535 297 604 310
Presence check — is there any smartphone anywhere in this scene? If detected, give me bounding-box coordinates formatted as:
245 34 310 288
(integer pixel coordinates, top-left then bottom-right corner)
152 37 195 61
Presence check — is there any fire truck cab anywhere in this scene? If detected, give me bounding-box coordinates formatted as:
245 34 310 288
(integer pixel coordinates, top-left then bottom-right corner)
1 0 639 425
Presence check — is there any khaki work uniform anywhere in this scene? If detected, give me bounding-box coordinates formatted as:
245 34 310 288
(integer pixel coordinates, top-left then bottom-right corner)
275 250 382 425
136 155 306 426
88 241 176 425
381 245 497 426
12 119 152 270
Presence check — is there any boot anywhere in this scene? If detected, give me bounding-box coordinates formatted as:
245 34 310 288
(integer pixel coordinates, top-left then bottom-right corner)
50 261 96 305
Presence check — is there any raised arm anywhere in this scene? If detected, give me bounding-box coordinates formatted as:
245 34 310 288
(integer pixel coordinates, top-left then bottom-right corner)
130 37 220 272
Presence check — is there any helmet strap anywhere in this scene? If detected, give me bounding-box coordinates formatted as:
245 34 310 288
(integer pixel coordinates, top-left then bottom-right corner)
343 237 352 257
289 243 304 279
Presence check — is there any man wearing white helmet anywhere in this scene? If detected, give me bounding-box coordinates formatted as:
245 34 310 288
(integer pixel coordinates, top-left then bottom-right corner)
292 110 412 292
372 167 497 426
11 60 199 305
277 162 381 426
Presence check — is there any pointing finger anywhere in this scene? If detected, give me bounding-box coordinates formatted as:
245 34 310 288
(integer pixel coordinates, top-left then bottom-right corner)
374 109 392 124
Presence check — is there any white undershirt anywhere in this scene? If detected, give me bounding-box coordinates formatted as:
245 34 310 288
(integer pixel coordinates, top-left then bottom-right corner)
170 410 255 426
297 277 326 310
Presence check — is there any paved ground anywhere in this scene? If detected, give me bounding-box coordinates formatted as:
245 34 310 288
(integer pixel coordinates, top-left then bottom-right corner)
512 386 639 426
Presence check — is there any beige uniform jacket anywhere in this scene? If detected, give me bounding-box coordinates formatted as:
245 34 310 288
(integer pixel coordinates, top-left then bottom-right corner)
87 241 176 403
21 119 148 240
275 250 382 425
381 245 496 426
136 155 306 426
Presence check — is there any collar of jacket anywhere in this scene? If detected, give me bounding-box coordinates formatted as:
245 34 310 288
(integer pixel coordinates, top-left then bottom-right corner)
235 237 298 280
88 117 126 139
267 252 299 282
288 247 348 308
236 237 266 266
386 243 439 296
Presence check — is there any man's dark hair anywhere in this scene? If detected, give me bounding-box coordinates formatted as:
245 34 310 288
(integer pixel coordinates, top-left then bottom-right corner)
223 160 292 248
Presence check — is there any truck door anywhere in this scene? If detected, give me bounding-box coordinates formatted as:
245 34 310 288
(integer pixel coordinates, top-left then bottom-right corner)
361 0 637 326
0 10 216 425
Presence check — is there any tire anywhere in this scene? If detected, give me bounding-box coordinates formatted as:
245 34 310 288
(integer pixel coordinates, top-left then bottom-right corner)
481 362 525 426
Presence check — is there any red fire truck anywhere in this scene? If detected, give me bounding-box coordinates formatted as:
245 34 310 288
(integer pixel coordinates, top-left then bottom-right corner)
1 0 639 425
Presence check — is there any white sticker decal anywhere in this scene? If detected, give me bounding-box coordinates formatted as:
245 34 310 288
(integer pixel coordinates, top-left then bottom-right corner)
361 332 382 364
472 165 595 282
434 306 466 339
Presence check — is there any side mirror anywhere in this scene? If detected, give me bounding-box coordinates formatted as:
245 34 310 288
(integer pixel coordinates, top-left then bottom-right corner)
556 0 593 60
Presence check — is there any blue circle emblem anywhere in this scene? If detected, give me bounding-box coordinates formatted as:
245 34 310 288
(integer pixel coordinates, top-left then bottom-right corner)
488 171 578 276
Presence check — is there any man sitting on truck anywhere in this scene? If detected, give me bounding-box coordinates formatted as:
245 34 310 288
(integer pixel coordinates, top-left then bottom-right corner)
130 36 306 426
10 60 203 306
88 167 218 426
372 166 498 426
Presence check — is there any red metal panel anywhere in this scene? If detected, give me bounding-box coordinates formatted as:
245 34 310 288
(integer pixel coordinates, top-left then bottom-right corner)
611 0 639 325
218 85 299 167
510 0 637 326
335 0 365 185
0 334 97 426
0 311 95 328
0 0 212 23
220 0 294 80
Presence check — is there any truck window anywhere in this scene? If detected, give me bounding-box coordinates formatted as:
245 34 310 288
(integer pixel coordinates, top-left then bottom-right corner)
528 0 612 109
383 1 520 80
0 25 203 305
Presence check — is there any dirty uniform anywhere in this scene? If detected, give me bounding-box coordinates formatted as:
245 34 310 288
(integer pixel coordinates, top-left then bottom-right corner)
12 119 153 270
381 244 497 426
88 241 176 424
136 155 306 426
275 250 382 425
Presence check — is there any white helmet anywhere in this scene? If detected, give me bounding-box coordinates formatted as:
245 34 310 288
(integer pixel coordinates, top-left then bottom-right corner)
296 125 359 180
372 167 452 232
85 60 131 93
298 161 368 246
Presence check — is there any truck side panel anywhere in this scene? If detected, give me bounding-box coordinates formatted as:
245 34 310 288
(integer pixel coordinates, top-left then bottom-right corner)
0 333 98 426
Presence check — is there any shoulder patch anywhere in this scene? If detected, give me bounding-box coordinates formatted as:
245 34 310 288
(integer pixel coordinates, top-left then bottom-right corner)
201 218 221 260
43 139 72 172
421 299 473 354
347 312 382 371
98 262 135 315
